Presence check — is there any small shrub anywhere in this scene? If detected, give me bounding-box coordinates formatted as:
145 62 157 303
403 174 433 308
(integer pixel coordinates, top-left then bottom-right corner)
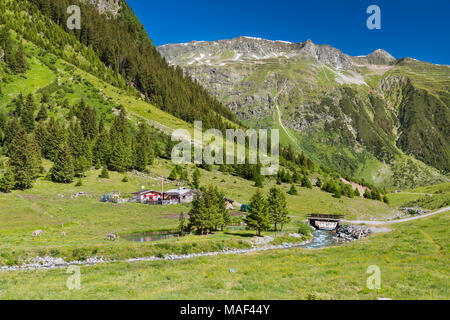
297 222 312 236
99 167 110 179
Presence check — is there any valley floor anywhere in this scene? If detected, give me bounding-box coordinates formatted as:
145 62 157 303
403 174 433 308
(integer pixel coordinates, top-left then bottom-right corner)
0 160 448 299
0 211 448 299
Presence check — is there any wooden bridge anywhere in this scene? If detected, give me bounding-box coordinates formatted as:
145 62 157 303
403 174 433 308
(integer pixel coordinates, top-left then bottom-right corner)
306 214 346 230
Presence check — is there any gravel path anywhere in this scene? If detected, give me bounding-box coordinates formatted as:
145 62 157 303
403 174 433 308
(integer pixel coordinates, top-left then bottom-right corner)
344 206 449 225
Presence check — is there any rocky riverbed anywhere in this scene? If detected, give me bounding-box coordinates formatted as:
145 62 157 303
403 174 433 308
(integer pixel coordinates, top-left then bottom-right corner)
335 225 373 242
0 238 312 272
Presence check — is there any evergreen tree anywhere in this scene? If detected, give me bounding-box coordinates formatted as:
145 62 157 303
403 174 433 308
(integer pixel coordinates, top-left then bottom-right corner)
179 212 186 236
92 129 110 166
192 167 201 189
36 104 48 121
354 187 361 197
110 108 132 169
68 121 92 176
43 117 65 161
99 167 110 179
301 175 312 189
168 168 178 180
254 174 264 188
108 139 127 172
13 93 24 118
383 195 389 204
80 105 97 140
288 184 298 195
50 143 74 183
179 168 188 182
267 187 291 231
9 129 41 190
0 167 15 193
245 190 271 236
14 41 28 74
21 95 36 133
292 170 300 183
3 118 21 153
34 122 47 155
188 186 228 234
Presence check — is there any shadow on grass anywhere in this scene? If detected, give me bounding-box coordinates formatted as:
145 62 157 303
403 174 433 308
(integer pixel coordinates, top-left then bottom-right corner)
223 231 256 238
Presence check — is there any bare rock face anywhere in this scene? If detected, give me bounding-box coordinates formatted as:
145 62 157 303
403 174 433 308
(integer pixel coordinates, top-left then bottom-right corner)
157 37 372 129
86 0 121 16
158 36 353 70
157 36 449 187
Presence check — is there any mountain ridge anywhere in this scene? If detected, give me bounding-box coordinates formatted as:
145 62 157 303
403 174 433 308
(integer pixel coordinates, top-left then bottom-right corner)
158 36 450 188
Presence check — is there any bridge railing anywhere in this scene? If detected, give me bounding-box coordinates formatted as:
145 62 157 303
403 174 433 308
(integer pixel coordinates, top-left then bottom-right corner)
306 213 345 220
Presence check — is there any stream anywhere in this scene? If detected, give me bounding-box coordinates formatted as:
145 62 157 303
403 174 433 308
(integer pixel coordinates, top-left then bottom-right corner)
299 230 339 249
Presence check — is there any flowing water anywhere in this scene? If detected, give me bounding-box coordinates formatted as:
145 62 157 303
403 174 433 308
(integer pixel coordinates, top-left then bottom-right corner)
300 230 339 249
124 229 339 249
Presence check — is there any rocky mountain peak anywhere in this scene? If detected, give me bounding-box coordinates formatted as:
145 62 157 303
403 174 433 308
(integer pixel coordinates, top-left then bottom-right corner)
158 36 354 69
366 49 396 64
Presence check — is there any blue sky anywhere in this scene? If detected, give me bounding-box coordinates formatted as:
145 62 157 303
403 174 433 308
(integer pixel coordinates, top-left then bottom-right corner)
127 0 450 65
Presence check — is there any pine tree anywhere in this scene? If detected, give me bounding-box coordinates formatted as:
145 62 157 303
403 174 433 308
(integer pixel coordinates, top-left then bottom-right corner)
68 121 92 176
0 167 15 193
213 187 229 231
108 139 127 172
14 41 28 74
44 118 65 161
9 129 41 190
36 104 48 121
21 95 36 133
354 187 361 197
254 174 264 188
92 129 110 166
288 184 298 195
192 167 201 189
178 212 186 236
301 175 312 189
34 122 48 155
99 167 110 179
188 191 212 234
134 143 148 172
110 108 132 169
80 105 97 140
3 118 21 154
50 143 74 183
188 186 228 234
168 168 178 180
179 168 188 182
245 190 271 236
267 187 291 231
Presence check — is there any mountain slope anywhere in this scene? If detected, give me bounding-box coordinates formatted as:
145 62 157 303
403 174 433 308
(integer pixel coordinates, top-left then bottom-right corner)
158 37 450 188
25 0 241 131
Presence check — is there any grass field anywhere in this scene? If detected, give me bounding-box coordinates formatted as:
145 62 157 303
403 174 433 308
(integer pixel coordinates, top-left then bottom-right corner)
1 156 447 267
0 210 448 299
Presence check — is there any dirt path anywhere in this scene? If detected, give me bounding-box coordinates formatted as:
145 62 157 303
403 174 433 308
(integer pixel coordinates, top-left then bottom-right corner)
274 103 306 154
344 206 449 225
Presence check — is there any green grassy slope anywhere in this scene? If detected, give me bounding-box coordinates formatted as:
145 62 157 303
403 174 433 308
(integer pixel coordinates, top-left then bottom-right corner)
1 211 448 299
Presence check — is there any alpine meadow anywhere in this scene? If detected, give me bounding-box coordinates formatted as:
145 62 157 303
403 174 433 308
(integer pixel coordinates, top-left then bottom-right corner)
0 0 448 304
